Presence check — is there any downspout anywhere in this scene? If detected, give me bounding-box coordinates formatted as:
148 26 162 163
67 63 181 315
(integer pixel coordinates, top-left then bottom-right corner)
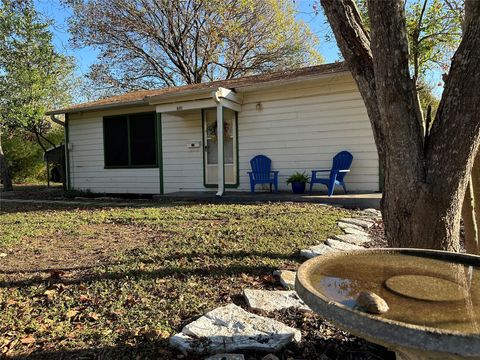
50 114 65 127
50 114 69 191
212 90 224 197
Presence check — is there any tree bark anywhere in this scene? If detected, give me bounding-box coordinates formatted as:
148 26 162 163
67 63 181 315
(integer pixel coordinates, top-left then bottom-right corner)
0 130 13 192
463 153 480 254
320 0 480 251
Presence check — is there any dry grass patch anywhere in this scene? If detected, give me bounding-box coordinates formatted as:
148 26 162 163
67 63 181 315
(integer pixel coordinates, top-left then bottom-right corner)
0 201 390 359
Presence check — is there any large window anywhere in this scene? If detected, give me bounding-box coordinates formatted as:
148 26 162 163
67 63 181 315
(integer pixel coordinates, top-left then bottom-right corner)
103 112 157 168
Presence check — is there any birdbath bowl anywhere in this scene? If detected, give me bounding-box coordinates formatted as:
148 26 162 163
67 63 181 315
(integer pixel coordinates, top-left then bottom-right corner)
295 248 480 360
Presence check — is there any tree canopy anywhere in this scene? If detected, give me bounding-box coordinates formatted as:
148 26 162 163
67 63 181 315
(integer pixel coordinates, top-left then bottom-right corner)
66 0 323 93
0 0 75 148
0 0 76 189
354 0 463 87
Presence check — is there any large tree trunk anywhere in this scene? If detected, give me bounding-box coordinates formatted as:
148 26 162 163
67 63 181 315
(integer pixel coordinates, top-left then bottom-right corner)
463 153 480 254
320 0 480 251
0 131 13 192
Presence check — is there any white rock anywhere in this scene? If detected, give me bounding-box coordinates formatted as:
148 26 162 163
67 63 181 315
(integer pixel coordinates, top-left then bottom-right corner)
0 253 7 258
206 354 245 360
262 355 280 360
340 218 375 229
333 233 371 245
300 243 334 259
243 289 310 312
273 270 296 290
337 222 364 232
169 304 301 354
360 208 382 218
342 227 369 236
326 239 363 251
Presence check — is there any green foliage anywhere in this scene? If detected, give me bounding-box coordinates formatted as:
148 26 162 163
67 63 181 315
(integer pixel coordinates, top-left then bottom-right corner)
2 126 64 182
0 0 75 147
286 171 310 184
405 0 462 80
354 0 463 84
351 0 459 115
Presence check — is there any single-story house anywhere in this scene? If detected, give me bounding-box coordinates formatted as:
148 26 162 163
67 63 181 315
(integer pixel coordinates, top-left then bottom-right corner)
47 62 380 196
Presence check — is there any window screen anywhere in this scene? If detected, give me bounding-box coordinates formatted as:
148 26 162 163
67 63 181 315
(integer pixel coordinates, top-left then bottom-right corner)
104 116 129 166
103 113 157 167
129 113 157 165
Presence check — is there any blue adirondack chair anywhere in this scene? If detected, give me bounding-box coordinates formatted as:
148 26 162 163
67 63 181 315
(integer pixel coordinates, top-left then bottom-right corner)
310 151 353 196
248 155 279 193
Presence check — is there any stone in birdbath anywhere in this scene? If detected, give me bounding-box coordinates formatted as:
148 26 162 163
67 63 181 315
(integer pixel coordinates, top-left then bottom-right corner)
356 291 389 314
244 289 310 312
169 304 301 354
273 270 296 290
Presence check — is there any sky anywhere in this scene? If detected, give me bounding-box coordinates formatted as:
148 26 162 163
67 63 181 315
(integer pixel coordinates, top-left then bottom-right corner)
33 0 341 82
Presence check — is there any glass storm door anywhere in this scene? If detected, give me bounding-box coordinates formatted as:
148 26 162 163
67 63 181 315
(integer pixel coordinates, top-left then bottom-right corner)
203 108 237 186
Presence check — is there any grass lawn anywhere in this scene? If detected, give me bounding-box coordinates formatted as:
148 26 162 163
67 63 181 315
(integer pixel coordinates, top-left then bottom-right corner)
0 201 388 359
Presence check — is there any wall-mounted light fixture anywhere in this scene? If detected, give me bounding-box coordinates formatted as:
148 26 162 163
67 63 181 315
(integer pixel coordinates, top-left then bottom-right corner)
256 102 263 111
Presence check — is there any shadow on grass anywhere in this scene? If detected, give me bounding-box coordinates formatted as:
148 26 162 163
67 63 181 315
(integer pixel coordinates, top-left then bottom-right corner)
0 249 300 289
5 327 396 360
0 201 183 214
7 338 184 360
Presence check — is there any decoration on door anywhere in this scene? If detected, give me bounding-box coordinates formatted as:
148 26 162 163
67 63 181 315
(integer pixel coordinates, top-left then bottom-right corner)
206 121 231 142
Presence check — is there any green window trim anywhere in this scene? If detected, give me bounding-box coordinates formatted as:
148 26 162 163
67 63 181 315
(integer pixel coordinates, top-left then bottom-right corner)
156 113 164 195
103 112 158 169
65 114 71 191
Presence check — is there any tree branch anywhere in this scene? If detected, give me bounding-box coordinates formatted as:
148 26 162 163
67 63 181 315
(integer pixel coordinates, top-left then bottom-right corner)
367 0 425 180
426 0 480 190
319 0 385 165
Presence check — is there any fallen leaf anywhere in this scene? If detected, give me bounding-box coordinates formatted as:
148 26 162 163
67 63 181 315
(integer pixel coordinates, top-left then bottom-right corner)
66 309 79 319
44 289 56 300
20 336 35 345
79 295 91 302
87 312 99 321
6 299 17 306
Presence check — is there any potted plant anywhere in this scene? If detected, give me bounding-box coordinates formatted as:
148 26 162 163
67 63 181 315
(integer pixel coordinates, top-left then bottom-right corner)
287 171 310 194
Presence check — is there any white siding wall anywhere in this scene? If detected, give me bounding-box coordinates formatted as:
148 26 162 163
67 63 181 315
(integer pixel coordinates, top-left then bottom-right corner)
67 73 379 194
236 74 379 192
162 110 204 193
67 106 160 194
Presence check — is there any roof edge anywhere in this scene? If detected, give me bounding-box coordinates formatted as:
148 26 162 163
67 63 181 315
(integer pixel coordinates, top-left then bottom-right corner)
49 62 348 115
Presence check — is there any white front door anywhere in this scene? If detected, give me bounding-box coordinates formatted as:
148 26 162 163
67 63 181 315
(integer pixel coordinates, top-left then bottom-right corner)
203 108 237 186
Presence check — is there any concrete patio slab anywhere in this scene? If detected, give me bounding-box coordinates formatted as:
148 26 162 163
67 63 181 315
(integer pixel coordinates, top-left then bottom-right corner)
154 191 381 209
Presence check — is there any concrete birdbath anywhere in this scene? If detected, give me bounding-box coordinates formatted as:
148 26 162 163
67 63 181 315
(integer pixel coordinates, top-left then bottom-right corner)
295 248 480 359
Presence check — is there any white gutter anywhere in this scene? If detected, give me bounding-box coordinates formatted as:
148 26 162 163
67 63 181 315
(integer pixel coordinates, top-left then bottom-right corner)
212 89 225 197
